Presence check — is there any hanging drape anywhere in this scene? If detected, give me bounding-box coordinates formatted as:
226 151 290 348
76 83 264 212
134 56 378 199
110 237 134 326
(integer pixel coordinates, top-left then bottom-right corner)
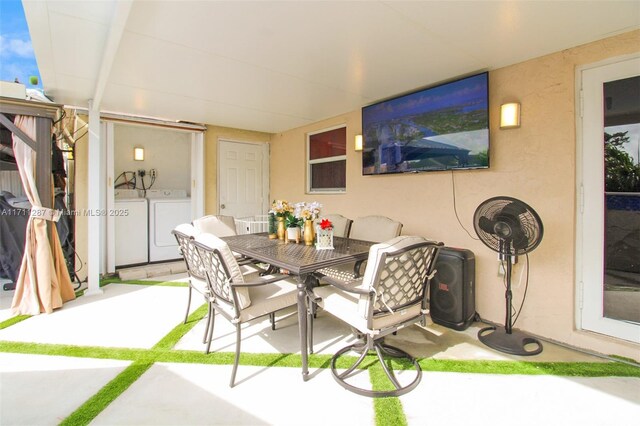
11 115 75 315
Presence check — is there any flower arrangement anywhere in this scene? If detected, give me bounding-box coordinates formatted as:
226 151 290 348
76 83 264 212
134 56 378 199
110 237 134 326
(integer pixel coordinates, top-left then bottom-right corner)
270 199 293 217
294 201 322 221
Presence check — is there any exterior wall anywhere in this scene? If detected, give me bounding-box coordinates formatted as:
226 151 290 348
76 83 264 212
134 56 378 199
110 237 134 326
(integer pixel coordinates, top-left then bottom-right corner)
202 125 271 215
269 30 640 360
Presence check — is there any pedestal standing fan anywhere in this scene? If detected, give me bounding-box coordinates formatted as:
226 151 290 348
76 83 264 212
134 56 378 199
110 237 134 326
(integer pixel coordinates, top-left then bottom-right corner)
474 196 544 356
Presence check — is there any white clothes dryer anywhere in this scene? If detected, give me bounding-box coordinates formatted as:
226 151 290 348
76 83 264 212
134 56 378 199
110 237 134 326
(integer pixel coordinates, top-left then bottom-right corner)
146 189 191 262
114 189 148 266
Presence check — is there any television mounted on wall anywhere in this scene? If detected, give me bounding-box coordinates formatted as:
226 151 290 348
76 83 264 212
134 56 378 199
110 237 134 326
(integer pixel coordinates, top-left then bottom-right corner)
362 72 489 175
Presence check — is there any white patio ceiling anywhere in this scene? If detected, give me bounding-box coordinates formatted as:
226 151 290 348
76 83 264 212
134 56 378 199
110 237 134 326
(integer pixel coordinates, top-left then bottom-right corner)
24 0 640 133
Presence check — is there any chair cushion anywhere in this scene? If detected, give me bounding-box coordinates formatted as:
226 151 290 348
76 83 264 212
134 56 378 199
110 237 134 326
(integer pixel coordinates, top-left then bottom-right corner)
193 215 237 237
174 222 199 237
324 214 351 238
314 283 422 334
194 233 251 309
231 272 297 322
349 215 402 243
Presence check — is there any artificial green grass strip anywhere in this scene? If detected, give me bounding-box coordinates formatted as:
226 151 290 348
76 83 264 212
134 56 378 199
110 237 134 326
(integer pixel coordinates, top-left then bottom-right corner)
0 314 30 330
60 361 153 426
0 341 156 362
369 366 408 426
100 277 188 287
419 359 640 377
374 395 406 426
2 338 637 377
152 303 208 350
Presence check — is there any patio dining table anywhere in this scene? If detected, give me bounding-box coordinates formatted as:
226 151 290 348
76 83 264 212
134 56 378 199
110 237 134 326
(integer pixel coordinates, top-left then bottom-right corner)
222 232 374 381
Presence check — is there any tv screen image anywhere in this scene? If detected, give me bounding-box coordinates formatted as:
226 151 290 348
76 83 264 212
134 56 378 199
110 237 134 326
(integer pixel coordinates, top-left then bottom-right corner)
362 72 489 175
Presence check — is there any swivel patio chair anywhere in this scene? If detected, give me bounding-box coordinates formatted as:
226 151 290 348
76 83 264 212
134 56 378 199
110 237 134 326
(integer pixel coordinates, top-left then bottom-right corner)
193 233 298 387
312 235 442 397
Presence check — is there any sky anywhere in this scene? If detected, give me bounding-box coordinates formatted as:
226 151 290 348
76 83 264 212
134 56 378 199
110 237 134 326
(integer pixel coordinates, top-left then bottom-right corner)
0 0 42 88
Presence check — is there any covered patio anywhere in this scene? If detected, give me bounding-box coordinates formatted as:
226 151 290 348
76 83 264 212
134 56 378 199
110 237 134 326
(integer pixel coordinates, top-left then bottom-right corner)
1 273 638 425
0 1 639 424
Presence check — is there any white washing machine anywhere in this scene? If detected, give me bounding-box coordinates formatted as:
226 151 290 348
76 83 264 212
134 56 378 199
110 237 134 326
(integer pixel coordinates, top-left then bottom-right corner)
114 189 148 266
147 189 191 262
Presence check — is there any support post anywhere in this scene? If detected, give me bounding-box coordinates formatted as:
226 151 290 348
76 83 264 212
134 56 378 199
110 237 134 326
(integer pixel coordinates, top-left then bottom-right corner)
85 100 103 296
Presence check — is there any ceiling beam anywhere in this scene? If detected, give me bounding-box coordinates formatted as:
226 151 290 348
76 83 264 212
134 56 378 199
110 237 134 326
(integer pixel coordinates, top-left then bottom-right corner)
92 0 133 109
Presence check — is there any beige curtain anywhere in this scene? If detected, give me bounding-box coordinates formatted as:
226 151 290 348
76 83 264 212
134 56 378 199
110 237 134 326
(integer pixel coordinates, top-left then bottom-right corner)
11 115 75 315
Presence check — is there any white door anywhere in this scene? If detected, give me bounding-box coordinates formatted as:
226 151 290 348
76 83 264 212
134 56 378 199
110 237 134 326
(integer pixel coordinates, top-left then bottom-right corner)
218 140 269 219
578 55 640 343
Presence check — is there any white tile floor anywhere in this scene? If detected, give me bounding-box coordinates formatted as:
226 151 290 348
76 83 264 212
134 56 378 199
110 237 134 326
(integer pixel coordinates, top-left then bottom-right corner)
1 279 639 425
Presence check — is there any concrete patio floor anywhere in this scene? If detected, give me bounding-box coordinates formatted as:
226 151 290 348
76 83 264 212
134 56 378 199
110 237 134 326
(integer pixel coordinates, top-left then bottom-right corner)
0 273 639 425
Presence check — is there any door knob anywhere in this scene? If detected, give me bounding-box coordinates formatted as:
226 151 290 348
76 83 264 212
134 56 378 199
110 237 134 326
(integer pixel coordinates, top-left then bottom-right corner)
220 204 226 209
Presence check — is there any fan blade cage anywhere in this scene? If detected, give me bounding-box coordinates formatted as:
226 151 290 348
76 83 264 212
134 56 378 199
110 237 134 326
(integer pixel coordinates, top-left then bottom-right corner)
473 196 544 255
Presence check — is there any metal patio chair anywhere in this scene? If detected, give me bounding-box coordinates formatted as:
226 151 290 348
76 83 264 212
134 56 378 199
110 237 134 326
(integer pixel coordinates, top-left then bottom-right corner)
311 235 442 397
172 224 209 325
193 233 298 387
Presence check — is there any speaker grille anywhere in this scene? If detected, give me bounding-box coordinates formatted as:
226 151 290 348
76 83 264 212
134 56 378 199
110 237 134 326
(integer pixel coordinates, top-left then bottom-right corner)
429 247 475 330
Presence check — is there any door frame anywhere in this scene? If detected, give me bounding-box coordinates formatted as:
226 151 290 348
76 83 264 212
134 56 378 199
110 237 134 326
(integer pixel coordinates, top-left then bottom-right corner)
575 53 640 343
217 138 270 217
105 119 205 273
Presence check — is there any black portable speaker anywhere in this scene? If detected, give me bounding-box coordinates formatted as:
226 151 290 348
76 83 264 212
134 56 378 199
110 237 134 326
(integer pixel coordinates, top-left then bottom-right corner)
429 247 476 331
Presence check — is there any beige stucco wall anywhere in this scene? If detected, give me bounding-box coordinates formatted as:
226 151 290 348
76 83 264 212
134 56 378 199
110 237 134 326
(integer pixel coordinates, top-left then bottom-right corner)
269 30 640 360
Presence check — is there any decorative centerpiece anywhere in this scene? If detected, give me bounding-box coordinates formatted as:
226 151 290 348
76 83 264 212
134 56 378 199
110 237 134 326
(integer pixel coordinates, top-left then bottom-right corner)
270 200 293 240
295 201 322 246
315 218 334 250
285 214 302 243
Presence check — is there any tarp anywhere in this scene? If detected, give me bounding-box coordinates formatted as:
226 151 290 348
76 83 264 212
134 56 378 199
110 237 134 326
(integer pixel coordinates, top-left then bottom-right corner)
10 115 75 315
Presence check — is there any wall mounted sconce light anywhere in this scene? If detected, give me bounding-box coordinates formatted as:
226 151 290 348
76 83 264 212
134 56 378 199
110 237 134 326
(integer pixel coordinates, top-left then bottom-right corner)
134 147 145 161
500 102 521 129
355 134 363 151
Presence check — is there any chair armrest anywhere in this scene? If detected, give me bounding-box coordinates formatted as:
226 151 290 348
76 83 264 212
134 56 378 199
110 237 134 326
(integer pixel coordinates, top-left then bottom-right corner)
236 257 255 266
231 274 292 288
320 274 371 295
353 259 365 278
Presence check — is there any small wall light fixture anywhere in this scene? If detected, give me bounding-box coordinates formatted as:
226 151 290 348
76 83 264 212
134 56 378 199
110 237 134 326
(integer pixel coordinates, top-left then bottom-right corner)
355 134 363 151
133 147 145 161
500 102 521 129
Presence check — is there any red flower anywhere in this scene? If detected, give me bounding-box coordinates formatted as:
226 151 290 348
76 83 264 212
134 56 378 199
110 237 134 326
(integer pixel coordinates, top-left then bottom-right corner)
320 219 333 230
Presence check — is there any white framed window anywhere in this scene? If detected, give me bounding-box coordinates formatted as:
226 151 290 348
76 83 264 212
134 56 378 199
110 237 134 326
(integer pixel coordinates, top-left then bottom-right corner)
306 125 346 193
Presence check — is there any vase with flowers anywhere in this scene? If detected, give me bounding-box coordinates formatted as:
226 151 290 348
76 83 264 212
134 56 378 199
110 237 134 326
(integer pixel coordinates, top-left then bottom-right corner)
294 201 322 246
316 218 334 249
270 199 293 240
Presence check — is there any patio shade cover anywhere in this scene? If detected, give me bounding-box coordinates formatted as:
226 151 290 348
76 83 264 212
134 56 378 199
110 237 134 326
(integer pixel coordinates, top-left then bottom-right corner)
10 115 75 315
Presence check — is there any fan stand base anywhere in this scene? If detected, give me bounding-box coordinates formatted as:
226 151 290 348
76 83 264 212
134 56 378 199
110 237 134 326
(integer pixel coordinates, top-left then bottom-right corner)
478 326 543 356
